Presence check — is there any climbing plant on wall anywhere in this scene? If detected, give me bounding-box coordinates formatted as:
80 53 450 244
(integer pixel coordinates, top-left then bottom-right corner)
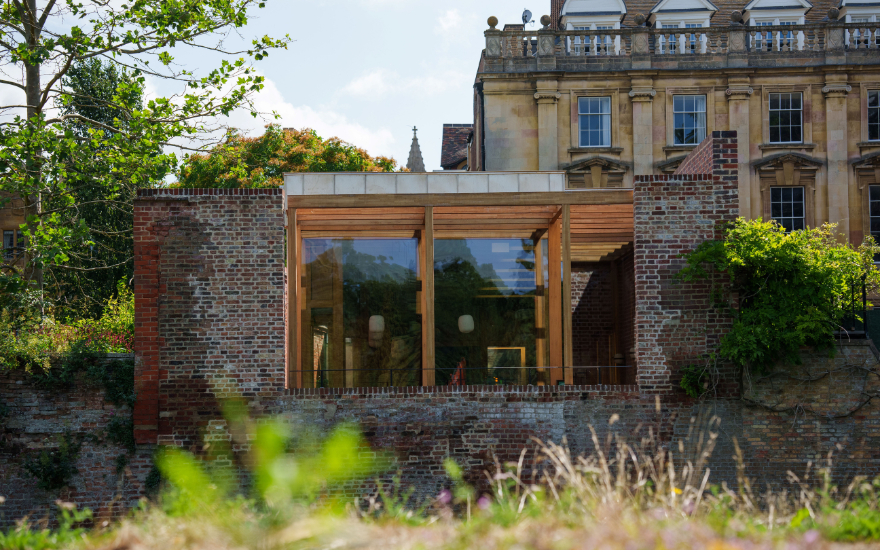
678 219 880 381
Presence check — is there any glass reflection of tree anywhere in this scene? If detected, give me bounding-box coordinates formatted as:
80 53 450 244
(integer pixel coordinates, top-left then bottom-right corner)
434 239 538 386
339 241 421 388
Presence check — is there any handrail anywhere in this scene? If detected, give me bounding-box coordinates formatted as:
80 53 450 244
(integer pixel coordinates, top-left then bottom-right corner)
484 20 879 65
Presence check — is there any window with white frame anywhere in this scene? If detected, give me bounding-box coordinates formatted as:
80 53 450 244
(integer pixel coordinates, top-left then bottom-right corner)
673 95 707 145
869 90 880 142
770 187 805 231
578 97 611 147
769 92 803 144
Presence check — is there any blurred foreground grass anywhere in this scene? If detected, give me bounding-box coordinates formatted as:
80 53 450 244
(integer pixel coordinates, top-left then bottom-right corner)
4 409 880 550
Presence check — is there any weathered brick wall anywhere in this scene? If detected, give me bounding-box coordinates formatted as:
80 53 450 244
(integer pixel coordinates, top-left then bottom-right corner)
0 364 153 526
673 133 714 175
275 385 651 500
634 131 739 395
571 263 614 371
618 250 637 382
133 189 286 448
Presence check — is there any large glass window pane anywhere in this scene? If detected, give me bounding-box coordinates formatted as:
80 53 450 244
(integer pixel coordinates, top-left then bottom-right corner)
434 237 550 386
301 238 421 388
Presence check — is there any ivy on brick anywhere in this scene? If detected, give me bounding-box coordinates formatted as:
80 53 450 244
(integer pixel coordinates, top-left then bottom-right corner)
21 431 83 493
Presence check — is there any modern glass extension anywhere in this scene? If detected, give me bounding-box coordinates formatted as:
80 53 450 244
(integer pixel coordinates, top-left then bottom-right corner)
288 204 635 389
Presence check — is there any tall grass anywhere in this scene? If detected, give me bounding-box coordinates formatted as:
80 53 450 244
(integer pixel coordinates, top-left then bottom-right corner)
3 412 880 549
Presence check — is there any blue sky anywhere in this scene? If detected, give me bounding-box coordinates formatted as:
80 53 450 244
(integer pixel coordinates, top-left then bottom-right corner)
210 1 539 170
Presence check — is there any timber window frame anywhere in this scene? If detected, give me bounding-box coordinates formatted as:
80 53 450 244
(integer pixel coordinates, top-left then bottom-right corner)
285 199 635 391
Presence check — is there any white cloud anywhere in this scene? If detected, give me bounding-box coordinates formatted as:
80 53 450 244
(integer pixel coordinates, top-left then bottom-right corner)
434 8 482 46
227 76 397 158
340 69 471 100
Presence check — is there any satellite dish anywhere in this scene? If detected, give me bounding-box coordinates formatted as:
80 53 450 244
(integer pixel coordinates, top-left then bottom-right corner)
522 8 534 26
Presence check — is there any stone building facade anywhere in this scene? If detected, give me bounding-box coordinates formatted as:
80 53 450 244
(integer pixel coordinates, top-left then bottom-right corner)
469 0 880 245
0 193 26 271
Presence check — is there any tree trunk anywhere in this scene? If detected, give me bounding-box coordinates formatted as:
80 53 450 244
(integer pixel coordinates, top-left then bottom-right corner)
23 0 43 291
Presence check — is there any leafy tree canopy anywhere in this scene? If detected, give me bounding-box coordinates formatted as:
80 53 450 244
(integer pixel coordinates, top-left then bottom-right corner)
0 0 290 293
679 219 880 374
44 58 149 319
175 124 402 189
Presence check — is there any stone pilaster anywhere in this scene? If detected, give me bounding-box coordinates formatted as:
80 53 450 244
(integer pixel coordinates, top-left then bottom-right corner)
824 79 852 238
629 82 656 176
726 77 753 218
535 80 561 171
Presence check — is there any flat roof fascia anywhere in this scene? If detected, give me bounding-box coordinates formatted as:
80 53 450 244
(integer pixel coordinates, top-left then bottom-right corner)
284 171 569 197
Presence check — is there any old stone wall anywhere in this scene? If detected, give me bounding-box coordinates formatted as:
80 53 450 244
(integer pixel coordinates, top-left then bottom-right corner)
0 363 153 526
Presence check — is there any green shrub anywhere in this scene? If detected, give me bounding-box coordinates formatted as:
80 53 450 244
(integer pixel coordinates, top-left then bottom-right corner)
680 363 710 398
679 219 880 373
0 502 92 550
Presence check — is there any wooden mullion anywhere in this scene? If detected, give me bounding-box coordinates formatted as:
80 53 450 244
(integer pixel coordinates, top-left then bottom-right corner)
287 208 297 389
548 209 563 385
563 205 573 385
422 206 435 386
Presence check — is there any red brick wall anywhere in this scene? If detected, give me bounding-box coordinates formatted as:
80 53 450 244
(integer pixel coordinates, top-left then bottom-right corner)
673 133 714 175
571 263 614 375
634 131 739 395
133 189 286 447
618 250 637 384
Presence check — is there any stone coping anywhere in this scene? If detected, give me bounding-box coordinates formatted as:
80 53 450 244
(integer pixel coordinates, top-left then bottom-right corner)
287 384 640 397
283 171 567 196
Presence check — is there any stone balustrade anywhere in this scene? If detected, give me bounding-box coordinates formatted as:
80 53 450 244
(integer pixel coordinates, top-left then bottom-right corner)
483 21 879 72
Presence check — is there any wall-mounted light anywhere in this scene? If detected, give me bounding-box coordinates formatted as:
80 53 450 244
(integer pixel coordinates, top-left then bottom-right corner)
369 315 385 348
458 315 474 334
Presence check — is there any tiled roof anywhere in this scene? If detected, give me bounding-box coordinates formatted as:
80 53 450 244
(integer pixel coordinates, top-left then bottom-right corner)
440 124 473 170
551 0 835 27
